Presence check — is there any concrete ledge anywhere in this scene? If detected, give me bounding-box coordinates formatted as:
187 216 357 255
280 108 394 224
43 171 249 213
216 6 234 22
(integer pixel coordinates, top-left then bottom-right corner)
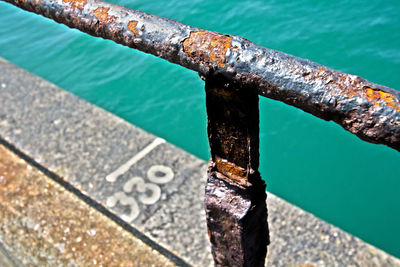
0 57 399 266
0 144 177 266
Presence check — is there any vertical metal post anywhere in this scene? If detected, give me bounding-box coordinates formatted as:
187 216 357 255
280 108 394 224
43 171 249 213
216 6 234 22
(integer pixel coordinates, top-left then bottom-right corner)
204 75 269 266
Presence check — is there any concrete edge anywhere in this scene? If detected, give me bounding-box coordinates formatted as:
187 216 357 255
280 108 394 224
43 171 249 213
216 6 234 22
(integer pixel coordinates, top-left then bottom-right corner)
0 57 399 266
0 135 191 267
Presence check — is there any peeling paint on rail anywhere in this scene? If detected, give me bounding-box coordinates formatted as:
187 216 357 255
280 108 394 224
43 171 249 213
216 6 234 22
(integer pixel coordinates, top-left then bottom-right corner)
63 0 86 11
365 87 400 111
182 31 232 68
127 20 139 36
92 7 115 24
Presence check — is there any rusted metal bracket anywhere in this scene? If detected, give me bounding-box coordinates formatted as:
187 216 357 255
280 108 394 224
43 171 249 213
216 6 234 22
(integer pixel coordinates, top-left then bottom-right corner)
204 75 269 266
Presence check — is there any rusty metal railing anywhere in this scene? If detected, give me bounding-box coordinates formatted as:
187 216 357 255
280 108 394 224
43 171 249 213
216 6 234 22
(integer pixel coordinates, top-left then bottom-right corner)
3 0 400 265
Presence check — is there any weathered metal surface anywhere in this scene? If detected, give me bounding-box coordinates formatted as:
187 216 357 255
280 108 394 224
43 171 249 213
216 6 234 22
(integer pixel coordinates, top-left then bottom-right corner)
205 173 268 267
3 0 400 151
182 31 232 68
205 76 269 266
205 75 261 188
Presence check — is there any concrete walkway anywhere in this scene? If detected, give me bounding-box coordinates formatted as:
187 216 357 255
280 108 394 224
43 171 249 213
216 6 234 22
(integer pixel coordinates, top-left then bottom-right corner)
0 144 177 266
0 57 399 266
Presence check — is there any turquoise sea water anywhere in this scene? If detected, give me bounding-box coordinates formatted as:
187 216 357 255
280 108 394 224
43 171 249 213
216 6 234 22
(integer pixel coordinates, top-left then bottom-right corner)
1 0 400 258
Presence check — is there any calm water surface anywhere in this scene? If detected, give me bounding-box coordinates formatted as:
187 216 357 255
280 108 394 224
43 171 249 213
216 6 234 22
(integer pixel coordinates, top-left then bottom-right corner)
1 0 400 258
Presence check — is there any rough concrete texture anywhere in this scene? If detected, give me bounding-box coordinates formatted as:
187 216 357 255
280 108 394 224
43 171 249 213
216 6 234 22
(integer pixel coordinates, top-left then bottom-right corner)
0 144 176 267
0 58 211 266
267 194 400 267
0 57 399 266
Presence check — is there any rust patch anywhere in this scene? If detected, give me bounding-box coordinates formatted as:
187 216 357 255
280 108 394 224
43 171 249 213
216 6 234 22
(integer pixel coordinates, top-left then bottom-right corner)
63 0 87 11
302 68 400 111
210 86 233 98
365 87 400 111
92 7 115 23
214 157 250 187
182 30 232 68
301 68 360 98
128 20 139 35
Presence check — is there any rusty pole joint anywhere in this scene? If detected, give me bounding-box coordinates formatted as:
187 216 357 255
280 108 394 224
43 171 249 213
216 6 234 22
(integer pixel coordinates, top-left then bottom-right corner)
204 76 269 266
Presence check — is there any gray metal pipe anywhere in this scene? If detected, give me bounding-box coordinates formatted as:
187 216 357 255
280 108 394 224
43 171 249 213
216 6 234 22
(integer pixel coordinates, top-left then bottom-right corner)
3 0 400 151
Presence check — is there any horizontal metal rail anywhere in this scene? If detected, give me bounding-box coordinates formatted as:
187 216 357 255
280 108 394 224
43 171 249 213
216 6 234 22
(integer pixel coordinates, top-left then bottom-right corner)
3 0 400 151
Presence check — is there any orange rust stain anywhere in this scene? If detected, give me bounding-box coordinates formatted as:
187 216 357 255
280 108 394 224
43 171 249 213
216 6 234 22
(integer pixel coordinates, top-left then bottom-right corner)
92 7 115 23
182 30 232 68
301 68 400 110
365 87 400 111
214 157 249 187
210 87 233 98
63 0 87 11
127 20 139 35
